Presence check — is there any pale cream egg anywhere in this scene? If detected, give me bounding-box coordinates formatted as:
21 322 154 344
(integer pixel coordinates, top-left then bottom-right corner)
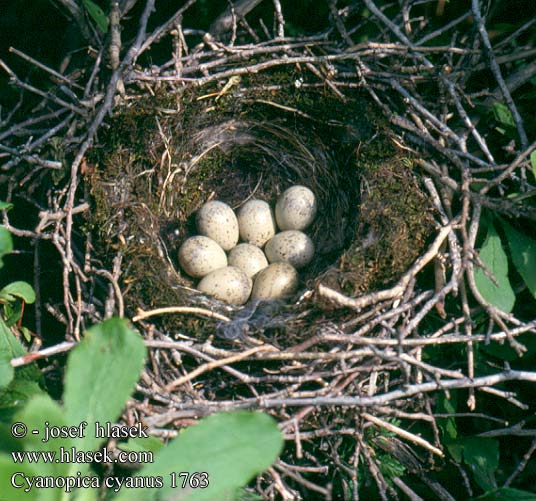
264 230 314 269
198 266 252 305
178 236 227 278
237 199 276 247
228 243 269 278
196 200 239 251
275 185 317 231
251 262 299 300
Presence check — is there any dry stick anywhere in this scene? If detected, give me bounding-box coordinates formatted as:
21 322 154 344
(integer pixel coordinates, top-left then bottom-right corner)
480 138 536 196
317 222 454 311
9 47 84 90
138 0 199 56
461 168 476 410
132 306 230 323
145 370 536 416
210 0 263 34
0 109 70 142
504 438 536 487
62 0 155 336
164 345 274 392
328 0 354 47
414 11 471 46
392 478 424 501
10 342 76 368
272 0 285 39
444 80 495 164
471 0 528 149
274 462 330 497
0 59 86 116
362 412 444 458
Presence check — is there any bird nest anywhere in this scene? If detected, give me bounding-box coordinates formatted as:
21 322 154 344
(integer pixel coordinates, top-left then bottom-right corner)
2 1 536 499
85 70 433 339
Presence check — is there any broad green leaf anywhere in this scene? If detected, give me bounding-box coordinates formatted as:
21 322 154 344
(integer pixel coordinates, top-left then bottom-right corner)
530 150 536 181
0 226 13 269
0 352 13 389
448 437 499 492
0 320 26 359
0 454 39 501
15 395 73 482
474 487 536 500
501 221 536 300
0 202 13 211
82 0 109 33
121 435 165 455
464 438 499 492
0 320 42 409
474 223 515 312
0 282 36 304
63 318 146 452
3 301 25 328
0 379 43 411
492 102 515 128
115 411 284 501
435 393 457 440
0 396 72 501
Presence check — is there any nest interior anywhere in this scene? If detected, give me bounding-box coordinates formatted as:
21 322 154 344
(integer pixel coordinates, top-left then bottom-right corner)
87 70 434 334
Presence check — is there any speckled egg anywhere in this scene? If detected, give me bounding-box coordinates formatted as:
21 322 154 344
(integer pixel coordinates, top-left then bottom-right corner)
275 185 317 231
198 266 252 305
264 230 315 269
251 262 299 300
237 199 276 247
178 236 227 278
228 243 269 278
196 200 239 251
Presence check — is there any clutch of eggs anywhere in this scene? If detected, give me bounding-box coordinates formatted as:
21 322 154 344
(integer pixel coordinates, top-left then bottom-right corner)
178 186 316 305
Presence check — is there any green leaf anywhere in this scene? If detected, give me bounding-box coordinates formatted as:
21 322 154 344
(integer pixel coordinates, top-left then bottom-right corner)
436 393 457 440
474 487 536 500
121 436 165 455
492 102 515 128
530 150 536 181
0 379 43 410
82 0 109 33
0 351 14 389
474 223 515 312
0 320 42 409
448 437 499 492
3 301 23 327
0 396 74 501
63 318 146 452
0 319 26 360
0 282 36 304
115 411 284 501
16 396 73 474
501 221 536 300
0 226 13 270
0 453 39 501
0 201 13 211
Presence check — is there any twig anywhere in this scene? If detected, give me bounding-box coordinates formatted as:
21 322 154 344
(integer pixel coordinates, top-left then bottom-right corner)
317 222 454 311
362 412 444 457
132 306 230 323
471 0 528 149
164 345 275 391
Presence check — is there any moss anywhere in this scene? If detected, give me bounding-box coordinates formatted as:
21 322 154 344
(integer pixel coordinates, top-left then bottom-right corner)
320 141 434 295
